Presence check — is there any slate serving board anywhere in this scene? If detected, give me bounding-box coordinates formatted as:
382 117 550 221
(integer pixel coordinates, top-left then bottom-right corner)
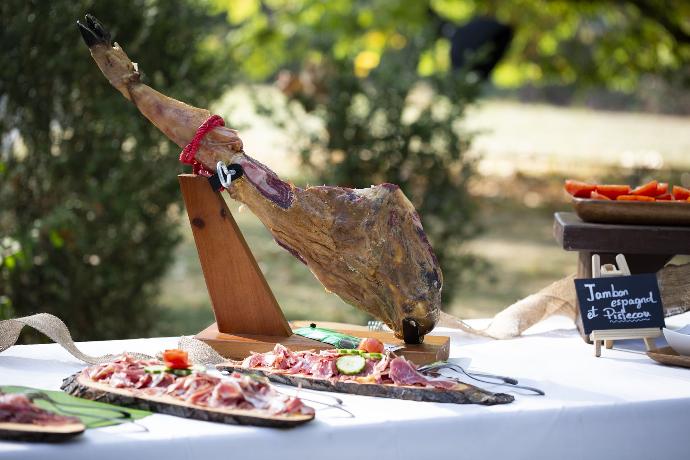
217 363 514 406
0 421 85 443
61 372 314 428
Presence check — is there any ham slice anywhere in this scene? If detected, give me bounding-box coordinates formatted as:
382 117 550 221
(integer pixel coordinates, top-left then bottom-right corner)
388 357 430 386
388 357 458 389
0 392 81 426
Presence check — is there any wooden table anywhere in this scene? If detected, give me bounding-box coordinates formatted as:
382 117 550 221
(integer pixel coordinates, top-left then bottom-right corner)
553 211 690 277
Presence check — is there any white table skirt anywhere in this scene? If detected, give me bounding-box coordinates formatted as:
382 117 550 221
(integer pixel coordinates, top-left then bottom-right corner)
2 314 690 460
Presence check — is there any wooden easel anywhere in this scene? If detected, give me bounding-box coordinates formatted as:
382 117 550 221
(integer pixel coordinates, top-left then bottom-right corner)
178 174 450 364
589 254 661 357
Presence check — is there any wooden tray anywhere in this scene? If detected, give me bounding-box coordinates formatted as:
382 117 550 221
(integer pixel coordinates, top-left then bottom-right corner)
572 198 690 226
61 373 313 428
0 421 85 443
647 346 690 368
217 363 513 406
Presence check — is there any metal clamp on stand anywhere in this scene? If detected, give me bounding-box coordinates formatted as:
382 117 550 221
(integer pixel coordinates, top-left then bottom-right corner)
208 162 243 192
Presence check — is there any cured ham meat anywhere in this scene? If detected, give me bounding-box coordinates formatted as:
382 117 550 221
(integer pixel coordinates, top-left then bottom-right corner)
81 354 313 417
239 344 454 389
387 356 456 389
226 344 514 405
0 392 80 426
388 357 430 386
76 15 442 343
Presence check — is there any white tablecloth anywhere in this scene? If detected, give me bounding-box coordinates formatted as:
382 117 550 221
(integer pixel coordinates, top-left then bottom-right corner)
2 314 690 460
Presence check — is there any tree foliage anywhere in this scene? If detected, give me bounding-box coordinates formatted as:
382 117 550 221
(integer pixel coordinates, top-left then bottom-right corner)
0 0 227 340
211 0 485 301
434 0 690 92
214 0 689 93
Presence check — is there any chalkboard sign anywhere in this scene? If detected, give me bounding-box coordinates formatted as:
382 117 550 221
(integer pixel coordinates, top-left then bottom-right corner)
574 274 665 335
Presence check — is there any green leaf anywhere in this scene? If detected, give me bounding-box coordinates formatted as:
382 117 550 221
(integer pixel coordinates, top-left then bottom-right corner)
2 255 16 270
48 230 64 249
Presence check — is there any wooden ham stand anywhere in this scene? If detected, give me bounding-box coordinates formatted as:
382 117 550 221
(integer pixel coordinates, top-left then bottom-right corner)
178 174 450 364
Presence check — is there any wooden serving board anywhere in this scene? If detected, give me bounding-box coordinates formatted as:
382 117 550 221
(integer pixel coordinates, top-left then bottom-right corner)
572 198 690 226
0 421 85 443
61 373 313 428
217 364 514 406
197 322 451 365
647 346 690 369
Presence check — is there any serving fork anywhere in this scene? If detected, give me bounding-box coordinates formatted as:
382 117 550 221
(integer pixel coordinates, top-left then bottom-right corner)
417 361 545 395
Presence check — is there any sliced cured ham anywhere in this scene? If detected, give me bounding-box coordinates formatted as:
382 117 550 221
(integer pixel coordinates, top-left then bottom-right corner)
388 357 432 386
0 392 86 442
0 393 80 426
75 354 313 418
222 344 513 406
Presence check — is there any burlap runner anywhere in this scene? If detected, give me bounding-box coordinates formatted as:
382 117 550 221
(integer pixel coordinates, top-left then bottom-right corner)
3 265 687 361
438 274 579 339
440 264 690 339
0 313 225 365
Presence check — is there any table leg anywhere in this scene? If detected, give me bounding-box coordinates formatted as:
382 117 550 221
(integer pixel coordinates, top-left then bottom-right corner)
575 252 593 342
605 340 613 349
595 340 601 357
577 251 594 278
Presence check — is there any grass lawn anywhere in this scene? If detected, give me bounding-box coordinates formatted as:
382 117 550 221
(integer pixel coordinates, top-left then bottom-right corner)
153 99 690 336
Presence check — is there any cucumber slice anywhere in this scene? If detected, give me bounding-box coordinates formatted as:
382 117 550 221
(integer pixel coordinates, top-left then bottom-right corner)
362 352 384 360
336 348 362 355
171 368 192 376
146 365 202 375
144 365 168 374
336 355 366 375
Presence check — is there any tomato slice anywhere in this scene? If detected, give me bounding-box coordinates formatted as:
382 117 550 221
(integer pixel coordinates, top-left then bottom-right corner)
565 180 596 198
656 193 674 201
590 191 611 200
162 349 190 369
672 185 690 200
617 195 655 202
358 337 385 354
656 182 668 195
595 184 630 199
630 180 658 197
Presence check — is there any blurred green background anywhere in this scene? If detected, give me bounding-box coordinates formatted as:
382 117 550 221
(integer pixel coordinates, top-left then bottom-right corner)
1 0 689 341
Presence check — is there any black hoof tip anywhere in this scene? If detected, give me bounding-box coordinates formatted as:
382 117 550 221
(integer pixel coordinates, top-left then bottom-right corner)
402 318 424 344
76 14 111 48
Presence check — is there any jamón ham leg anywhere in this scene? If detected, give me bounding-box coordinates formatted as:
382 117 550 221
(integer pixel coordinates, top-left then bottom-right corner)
76 15 442 343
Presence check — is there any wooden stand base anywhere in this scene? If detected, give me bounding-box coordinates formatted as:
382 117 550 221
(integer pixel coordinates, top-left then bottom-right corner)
196 322 450 364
